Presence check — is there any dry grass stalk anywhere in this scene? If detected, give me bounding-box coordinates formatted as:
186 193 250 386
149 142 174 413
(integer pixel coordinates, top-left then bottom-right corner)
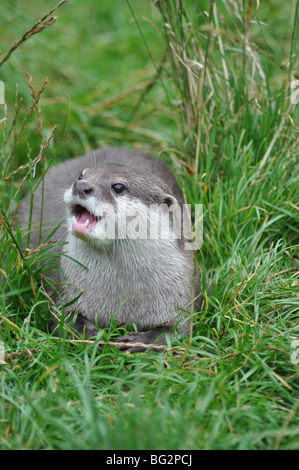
0 73 57 232
0 0 68 67
3 74 57 199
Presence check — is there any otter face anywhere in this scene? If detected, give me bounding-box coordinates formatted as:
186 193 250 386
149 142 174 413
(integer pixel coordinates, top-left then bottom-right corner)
63 164 179 248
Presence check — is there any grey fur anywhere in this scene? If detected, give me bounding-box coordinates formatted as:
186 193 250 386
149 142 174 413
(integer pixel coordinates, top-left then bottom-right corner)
17 147 200 351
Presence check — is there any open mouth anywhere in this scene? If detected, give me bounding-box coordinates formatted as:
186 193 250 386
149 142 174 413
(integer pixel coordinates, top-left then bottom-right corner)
71 204 101 237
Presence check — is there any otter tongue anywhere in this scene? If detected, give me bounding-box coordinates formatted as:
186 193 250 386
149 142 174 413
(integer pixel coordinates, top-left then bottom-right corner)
72 209 97 235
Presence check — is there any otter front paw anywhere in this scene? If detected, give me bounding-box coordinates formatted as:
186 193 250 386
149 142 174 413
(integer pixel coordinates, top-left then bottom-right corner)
116 326 172 353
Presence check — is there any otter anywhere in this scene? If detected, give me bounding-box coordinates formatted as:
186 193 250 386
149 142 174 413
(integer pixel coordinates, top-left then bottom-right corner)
17 147 200 351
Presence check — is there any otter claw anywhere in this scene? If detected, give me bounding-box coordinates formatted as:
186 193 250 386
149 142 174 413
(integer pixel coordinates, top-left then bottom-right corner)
116 332 150 353
116 327 172 353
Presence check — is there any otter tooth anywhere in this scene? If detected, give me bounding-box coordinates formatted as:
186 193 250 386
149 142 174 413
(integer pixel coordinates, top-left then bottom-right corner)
84 219 89 227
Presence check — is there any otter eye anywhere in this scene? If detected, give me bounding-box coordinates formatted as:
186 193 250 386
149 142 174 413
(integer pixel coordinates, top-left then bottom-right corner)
78 173 83 180
112 183 126 195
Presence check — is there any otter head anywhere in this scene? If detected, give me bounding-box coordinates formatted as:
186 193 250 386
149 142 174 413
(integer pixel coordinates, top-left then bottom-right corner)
63 163 179 248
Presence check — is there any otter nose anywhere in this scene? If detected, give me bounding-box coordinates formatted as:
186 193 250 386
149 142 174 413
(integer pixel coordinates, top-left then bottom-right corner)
72 181 95 198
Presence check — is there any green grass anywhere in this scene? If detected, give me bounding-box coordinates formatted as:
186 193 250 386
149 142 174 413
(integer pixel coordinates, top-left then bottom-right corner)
0 0 298 450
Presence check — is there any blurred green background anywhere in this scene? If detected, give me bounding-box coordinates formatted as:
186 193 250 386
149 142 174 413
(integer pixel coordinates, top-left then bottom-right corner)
1 0 170 162
0 0 296 163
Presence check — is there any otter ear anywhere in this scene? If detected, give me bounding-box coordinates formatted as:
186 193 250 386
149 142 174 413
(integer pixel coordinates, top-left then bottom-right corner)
162 194 177 207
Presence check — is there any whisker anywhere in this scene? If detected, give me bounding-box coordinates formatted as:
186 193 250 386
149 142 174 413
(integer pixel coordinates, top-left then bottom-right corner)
70 172 78 182
90 147 97 168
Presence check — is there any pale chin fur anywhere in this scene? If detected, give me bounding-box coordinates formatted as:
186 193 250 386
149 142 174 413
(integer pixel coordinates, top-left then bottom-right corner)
64 188 115 247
